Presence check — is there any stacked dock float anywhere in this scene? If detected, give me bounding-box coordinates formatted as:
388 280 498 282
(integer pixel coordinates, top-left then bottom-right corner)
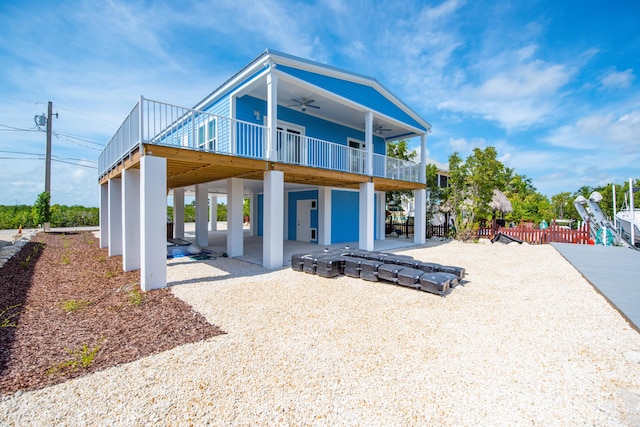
291 250 465 296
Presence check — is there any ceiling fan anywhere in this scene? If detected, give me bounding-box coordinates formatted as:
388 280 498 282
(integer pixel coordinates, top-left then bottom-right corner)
373 123 391 134
288 97 320 112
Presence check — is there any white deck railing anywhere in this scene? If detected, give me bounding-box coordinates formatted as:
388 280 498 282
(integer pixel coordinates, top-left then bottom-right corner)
99 97 422 183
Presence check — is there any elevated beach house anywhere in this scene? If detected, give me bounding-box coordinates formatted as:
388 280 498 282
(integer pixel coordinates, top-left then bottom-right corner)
98 49 432 290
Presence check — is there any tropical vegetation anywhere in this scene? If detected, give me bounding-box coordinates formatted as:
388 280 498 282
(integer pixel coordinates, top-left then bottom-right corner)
385 140 639 240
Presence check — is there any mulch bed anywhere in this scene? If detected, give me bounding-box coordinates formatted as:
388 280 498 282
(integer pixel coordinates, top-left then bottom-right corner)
0 231 224 395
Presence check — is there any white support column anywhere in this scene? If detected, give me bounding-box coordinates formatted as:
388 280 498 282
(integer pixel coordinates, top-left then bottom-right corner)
249 192 256 236
359 182 374 251
376 191 386 241
365 111 373 176
263 170 284 269
140 155 167 291
420 134 427 184
209 195 218 231
122 169 141 272
195 184 209 247
283 191 289 240
266 69 278 160
173 188 185 239
227 178 244 257
108 178 122 256
318 186 332 245
248 193 254 237
414 188 426 245
99 182 109 248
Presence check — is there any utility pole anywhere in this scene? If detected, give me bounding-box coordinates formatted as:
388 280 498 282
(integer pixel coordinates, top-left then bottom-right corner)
44 101 53 194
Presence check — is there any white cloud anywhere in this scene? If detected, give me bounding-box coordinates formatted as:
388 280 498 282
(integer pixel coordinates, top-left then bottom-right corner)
544 110 640 153
601 68 635 89
438 59 573 131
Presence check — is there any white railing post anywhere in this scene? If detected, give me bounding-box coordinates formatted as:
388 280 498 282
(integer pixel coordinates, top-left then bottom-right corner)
138 96 144 154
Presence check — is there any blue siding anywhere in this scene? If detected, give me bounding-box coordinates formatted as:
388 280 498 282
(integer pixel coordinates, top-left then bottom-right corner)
236 95 266 124
288 190 319 241
236 95 385 155
255 187 378 243
278 65 426 132
257 194 264 236
330 189 378 243
331 190 359 243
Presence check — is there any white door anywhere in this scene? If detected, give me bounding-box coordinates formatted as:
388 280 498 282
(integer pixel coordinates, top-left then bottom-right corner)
296 200 312 242
348 139 365 173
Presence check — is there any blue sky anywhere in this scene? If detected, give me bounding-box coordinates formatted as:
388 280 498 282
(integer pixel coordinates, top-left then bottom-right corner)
1 0 638 207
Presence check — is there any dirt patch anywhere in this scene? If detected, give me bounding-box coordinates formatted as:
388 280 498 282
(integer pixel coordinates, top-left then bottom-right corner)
0 231 224 395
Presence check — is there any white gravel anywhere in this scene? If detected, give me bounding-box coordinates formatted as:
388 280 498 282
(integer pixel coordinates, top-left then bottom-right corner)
2 240 640 426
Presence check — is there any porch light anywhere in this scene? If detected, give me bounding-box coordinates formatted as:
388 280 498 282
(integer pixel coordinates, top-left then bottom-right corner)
254 110 261 121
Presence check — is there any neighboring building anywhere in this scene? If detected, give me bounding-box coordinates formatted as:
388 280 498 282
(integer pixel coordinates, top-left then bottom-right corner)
98 49 431 290
399 157 449 216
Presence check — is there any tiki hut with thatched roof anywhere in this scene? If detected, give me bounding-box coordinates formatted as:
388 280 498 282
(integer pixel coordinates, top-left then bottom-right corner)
490 189 512 227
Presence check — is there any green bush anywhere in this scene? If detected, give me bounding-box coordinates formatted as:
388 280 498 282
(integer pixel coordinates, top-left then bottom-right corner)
0 204 99 229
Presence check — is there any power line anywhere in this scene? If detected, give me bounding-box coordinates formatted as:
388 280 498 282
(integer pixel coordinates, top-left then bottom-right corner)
53 131 105 147
0 150 97 163
0 156 98 169
53 133 102 151
52 158 97 169
0 124 40 132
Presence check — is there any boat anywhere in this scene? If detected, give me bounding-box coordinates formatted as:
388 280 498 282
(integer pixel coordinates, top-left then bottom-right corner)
616 209 640 247
615 179 640 248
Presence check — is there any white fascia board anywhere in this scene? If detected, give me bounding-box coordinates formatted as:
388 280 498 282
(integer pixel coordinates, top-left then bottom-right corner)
194 52 271 111
276 70 427 137
268 51 432 132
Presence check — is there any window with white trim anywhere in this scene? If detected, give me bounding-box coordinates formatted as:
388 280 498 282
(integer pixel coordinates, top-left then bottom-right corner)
198 118 217 151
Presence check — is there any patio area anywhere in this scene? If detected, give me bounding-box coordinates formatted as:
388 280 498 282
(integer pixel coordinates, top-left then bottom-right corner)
179 222 427 267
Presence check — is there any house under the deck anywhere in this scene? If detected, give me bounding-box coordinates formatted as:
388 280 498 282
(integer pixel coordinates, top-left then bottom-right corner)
98 49 432 290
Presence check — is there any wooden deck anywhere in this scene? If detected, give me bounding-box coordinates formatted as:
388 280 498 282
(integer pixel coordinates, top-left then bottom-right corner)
98 144 426 193
552 243 640 331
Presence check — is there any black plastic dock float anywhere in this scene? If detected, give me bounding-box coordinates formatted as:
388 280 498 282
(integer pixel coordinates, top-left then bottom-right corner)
438 265 465 279
396 267 425 289
359 259 385 282
344 257 364 278
316 255 347 278
377 263 404 282
418 272 451 295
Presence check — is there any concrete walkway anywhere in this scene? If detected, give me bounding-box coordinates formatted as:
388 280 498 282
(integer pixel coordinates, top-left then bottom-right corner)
552 243 640 331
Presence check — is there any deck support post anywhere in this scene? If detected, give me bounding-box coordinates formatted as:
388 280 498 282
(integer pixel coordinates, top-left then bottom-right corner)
414 188 426 245
227 178 244 257
266 70 278 161
376 191 386 241
140 155 167 291
249 192 257 236
263 170 284 269
122 169 141 271
108 178 122 256
420 134 427 184
99 182 109 248
173 188 185 239
195 184 209 247
209 195 218 231
365 111 373 176
359 182 374 251
318 186 332 245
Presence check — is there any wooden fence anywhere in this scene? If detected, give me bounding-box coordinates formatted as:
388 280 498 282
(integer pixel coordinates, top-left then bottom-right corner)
476 222 591 245
385 217 591 245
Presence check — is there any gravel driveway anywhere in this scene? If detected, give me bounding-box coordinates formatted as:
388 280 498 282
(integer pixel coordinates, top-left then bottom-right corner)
1 240 639 426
